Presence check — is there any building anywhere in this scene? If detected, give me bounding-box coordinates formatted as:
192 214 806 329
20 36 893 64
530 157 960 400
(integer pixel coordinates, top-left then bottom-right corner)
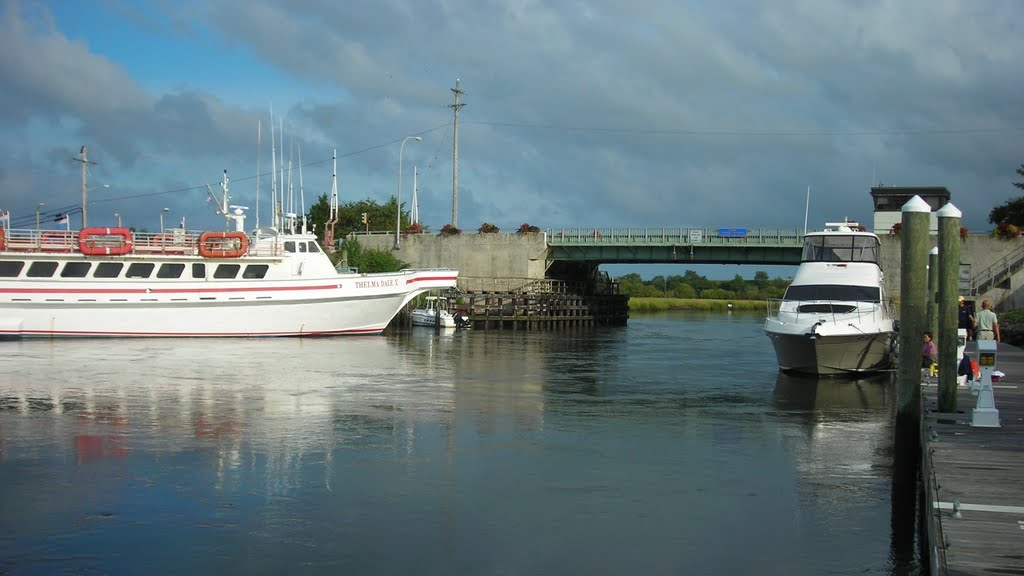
870 186 951 234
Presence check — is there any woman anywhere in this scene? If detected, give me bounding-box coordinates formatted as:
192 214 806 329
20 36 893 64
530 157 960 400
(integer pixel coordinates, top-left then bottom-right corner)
921 331 937 368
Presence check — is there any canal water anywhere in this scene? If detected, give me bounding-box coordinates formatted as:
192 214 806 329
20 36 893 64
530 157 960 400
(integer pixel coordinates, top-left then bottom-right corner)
0 312 920 575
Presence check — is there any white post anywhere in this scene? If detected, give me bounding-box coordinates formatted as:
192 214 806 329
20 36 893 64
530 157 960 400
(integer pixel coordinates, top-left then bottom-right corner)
969 339 1001 427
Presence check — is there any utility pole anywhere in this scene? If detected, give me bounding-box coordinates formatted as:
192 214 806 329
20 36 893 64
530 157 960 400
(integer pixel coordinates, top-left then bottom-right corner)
74 145 96 229
449 79 465 228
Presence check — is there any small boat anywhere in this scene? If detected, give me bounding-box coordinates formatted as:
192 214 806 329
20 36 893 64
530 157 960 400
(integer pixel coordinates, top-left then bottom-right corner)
410 295 457 329
763 220 895 376
0 172 458 338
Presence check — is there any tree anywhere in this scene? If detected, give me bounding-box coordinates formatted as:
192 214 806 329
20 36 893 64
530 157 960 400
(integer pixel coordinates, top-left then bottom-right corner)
988 164 1024 226
306 194 407 245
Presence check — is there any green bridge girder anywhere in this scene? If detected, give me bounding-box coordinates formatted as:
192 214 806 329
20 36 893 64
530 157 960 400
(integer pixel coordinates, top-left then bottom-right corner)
545 227 806 265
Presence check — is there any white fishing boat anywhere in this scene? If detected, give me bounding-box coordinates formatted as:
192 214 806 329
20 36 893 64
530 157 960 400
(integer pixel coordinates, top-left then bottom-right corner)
410 295 457 328
0 172 458 338
763 220 895 376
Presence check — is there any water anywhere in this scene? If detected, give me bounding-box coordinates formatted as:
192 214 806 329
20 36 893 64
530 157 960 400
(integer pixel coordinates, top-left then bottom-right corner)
0 312 919 575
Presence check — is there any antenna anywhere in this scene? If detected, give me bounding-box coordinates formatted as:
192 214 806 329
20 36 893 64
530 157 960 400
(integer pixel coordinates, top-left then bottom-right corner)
255 120 261 230
298 143 306 233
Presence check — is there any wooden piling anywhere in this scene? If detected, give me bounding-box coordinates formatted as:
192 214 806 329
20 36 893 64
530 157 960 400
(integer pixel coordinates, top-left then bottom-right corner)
927 247 938 340
937 204 962 413
896 196 930 478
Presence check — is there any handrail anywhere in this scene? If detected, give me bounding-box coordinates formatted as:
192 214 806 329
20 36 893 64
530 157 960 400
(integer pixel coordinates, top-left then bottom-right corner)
969 242 1024 295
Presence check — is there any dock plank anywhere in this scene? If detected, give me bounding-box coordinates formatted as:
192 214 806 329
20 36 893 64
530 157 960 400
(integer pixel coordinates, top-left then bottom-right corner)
923 342 1024 576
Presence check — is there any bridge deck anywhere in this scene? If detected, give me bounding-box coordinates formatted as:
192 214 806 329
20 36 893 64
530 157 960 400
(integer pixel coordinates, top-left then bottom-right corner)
545 227 806 265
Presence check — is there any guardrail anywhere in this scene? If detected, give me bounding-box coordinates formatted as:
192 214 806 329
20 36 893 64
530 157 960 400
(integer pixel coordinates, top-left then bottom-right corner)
545 227 806 245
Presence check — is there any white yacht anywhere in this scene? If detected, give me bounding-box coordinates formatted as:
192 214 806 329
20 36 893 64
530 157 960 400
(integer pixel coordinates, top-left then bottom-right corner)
764 221 895 376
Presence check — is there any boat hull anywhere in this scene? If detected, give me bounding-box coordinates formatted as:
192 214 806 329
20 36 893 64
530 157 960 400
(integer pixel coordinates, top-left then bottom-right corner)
0 270 458 338
410 310 456 328
764 328 893 376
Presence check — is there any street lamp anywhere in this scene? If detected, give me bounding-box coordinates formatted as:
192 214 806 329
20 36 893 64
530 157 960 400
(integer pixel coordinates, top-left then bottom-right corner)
36 203 45 246
81 184 110 228
395 136 422 249
114 212 121 227
160 207 170 235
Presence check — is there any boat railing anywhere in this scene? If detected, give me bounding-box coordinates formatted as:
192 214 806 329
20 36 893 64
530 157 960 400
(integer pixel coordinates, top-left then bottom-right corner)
765 298 891 325
2 228 283 257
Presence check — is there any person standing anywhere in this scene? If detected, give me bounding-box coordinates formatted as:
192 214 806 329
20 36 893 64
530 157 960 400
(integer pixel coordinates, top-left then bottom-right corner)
975 299 1000 342
958 296 975 341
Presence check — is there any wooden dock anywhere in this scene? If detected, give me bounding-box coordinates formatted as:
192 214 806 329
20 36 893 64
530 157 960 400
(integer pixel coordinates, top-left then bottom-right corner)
922 342 1024 575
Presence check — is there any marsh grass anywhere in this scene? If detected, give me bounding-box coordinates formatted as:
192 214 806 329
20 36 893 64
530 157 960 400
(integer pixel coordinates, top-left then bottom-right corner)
629 298 765 312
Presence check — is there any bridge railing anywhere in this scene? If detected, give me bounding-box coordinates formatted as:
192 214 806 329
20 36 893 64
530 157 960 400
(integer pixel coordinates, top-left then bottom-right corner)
545 227 806 245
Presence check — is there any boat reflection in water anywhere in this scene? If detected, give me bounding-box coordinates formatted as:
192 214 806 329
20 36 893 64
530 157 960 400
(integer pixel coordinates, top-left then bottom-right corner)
0 337 458 489
772 372 895 485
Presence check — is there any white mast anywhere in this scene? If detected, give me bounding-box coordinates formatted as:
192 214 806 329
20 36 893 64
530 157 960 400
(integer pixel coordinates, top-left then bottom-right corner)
411 165 419 224
298 143 306 233
803 185 811 234
255 120 261 230
325 149 339 249
270 107 277 230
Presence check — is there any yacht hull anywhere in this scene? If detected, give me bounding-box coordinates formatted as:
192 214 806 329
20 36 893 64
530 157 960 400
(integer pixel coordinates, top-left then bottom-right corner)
765 329 893 376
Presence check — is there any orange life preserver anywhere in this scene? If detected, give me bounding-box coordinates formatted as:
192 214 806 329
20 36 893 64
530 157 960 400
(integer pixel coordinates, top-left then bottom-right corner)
78 227 133 256
0 226 5 251
198 231 249 258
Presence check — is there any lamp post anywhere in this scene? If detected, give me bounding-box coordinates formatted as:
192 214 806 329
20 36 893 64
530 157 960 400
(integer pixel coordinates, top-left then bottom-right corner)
395 136 422 249
114 212 121 227
35 203 44 247
81 184 110 228
160 207 170 235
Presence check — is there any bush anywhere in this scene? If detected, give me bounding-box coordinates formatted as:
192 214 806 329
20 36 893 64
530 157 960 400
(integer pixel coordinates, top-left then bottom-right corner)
405 222 425 235
478 222 499 233
440 224 462 236
993 223 1021 239
517 223 541 234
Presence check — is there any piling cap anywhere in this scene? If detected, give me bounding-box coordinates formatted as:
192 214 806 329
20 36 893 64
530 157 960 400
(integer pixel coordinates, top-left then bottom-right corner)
937 203 962 219
901 195 931 213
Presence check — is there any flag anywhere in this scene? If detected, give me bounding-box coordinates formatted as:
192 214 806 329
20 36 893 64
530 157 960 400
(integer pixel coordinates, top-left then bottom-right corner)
54 214 69 225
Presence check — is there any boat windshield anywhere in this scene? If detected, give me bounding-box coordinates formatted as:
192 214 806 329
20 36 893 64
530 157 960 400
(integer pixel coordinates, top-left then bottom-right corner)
801 235 878 263
784 284 881 302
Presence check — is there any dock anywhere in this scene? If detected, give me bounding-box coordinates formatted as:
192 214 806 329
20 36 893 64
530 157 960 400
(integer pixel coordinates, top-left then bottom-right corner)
922 342 1024 575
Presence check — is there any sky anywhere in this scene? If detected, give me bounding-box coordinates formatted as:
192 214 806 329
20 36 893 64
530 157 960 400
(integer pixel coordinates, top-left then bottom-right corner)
0 0 1021 279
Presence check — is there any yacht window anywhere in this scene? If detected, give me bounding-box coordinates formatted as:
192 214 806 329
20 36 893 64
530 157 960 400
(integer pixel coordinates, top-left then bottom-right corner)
214 264 240 279
61 262 92 278
94 262 124 278
284 241 296 253
157 263 185 279
0 261 25 277
242 264 269 279
784 284 880 302
307 241 320 253
27 261 59 277
192 263 205 279
298 242 307 253
126 263 155 278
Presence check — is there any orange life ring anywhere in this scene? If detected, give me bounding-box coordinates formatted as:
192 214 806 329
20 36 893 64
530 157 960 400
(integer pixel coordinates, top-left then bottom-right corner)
198 231 249 258
78 227 133 256
0 226 5 251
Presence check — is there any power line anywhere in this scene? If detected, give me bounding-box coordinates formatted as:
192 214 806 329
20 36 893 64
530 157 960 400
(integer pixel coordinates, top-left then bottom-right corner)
465 121 1024 137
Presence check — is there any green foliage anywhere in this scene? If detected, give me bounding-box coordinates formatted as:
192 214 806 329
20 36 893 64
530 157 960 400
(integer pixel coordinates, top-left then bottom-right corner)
307 194 406 245
615 270 791 301
988 196 1024 227
343 237 409 273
